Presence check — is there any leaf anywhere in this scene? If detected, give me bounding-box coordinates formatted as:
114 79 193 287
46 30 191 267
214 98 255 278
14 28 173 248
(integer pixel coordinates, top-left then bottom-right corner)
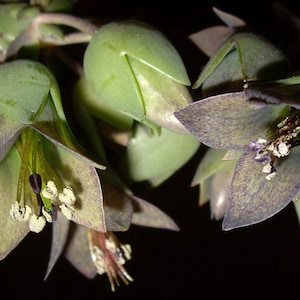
118 124 200 186
131 196 180 231
44 210 70 280
0 146 29 260
174 92 286 149
64 224 97 279
222 147 300 230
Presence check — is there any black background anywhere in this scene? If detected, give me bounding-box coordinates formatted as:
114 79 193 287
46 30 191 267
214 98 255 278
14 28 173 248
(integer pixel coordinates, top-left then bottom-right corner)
2 1 300 299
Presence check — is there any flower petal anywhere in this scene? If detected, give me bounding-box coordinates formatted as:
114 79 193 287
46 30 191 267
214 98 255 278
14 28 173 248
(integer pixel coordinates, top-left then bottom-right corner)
117 124 200 187
191 148 229 186
0 147 29 260
64 224 97 279
0 114 24 160
102 179 134 232
131 196 180 231
223 147 300 230
175 91 286 149
83 20 190 131
44 211 70 280
0 60 50 124
45 143 106 231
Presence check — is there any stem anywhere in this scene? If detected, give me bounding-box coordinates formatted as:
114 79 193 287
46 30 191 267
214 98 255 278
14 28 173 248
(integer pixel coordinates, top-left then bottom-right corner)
7 13 97 59
32 13 97 35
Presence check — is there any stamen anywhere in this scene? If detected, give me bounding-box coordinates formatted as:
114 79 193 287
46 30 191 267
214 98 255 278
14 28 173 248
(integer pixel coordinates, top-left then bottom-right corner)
58 186 76 206
9 201 32 221
28 214 46 233
59 204 75 220
87 230 133 291
42 181 58 200
272 141 290 158
42 206 53 223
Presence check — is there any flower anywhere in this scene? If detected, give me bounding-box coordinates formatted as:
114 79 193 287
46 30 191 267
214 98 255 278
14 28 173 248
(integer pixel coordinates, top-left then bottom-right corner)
174 23 300 230
83 19 193 134
0 59 106 261
0 58 181 289
87 230 133 292
175 86 300 231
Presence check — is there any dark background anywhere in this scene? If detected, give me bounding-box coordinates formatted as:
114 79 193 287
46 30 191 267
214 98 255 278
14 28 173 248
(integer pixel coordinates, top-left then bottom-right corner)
2 1 300 299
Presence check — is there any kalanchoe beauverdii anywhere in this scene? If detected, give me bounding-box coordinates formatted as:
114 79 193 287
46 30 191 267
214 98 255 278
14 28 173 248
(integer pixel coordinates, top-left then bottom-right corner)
175 24 299 230
0 59 108 269
0 58 180 287
175 83 300 230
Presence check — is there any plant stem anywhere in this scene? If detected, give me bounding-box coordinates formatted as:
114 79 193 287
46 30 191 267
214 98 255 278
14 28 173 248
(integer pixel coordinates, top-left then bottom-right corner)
6 13 97 59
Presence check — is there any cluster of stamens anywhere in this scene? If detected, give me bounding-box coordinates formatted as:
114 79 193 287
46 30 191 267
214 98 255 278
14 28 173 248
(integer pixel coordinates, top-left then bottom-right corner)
88 230 133 292
10 174 77 233
250 109 300 180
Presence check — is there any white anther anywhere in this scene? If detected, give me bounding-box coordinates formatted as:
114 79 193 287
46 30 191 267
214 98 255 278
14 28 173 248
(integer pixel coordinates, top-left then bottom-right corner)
42 181 58 200
10 201 32 221
91 246 106 274
265 172 276 180
29 214 46 233
273 142 290 158
42 206 53 223
59 186 76 206
262 163 273 174
59 204 75 220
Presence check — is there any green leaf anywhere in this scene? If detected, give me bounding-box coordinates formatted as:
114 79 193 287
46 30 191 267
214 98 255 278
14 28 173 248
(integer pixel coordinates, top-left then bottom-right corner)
223 148 300 230
174 92 286 149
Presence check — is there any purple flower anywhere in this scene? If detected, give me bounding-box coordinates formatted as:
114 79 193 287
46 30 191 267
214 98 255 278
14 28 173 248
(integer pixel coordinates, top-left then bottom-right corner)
175 89 300 230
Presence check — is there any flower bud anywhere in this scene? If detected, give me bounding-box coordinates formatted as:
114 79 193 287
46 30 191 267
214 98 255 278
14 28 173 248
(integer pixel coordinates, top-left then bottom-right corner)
83 20 192 133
